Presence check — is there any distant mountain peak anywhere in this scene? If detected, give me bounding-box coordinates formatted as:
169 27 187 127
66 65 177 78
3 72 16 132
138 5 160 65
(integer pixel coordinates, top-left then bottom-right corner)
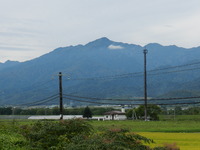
85 37 113 48
94 37 111 42
4 60 20 64
145 43 163 48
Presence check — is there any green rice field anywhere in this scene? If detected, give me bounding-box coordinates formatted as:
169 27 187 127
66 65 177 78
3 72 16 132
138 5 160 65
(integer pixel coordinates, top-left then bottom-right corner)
139 132 200 150
89 119 200 149
90 120 200 132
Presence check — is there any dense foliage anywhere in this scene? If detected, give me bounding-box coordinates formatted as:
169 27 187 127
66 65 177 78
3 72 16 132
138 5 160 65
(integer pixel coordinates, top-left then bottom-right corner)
126 105 162 120
19 119 173 150
21 119 92 149
0 122 27 150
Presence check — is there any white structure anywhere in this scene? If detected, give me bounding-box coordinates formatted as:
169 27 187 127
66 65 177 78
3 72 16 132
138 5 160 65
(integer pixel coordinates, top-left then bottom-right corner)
28 115 83 120
28 115 105 120
104 111 126 120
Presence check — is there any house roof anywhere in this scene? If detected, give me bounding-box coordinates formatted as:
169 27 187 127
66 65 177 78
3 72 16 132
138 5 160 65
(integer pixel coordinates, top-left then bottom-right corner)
104 111 125 115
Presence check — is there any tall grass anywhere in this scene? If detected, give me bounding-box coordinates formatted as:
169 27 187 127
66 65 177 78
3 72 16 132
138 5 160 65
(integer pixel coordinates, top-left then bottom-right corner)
0 121 28 149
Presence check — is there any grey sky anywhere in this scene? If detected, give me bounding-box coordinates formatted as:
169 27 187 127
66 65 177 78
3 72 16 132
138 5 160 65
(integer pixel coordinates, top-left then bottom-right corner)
0 0 200 62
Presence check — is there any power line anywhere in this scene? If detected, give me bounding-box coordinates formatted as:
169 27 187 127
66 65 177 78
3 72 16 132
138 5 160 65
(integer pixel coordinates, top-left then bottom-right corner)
153 101 200 106
63 94 143 102
18 94 59 106
25 96 59 106
148 67 200 77
63 96 125 105
64 60 200 81
147 60 200 73
3 60 200 107
63 96 200 106
63 93 200 102
21 78 56 91
66 72 143 81
0 79 57 102
150 96 200 101
13 93 200 107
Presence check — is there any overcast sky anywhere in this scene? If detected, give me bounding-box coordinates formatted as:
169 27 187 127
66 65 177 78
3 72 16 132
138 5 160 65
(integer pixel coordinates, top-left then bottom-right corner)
0 0 200 62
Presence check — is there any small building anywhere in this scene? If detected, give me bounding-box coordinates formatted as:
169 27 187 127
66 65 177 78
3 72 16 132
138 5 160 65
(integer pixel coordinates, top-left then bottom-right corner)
104 111 126 120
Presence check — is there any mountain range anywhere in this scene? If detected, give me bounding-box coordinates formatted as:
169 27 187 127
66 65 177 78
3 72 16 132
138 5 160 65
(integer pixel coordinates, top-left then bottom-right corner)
1 37 200 106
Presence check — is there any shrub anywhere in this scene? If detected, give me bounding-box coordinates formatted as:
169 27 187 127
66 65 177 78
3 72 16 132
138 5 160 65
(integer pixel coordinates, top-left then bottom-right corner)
0 123 28 150
20 119 92 149
20 119 173 150
54 127 155 150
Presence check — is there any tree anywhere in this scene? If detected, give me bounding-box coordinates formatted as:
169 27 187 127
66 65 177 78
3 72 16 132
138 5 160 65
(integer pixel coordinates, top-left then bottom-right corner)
52 106 60 115
135 105 162 120
82 106 92 119
20 119 172 150
21 119 93 149
126 108 137 119
174 106 182 115
0 107 12 115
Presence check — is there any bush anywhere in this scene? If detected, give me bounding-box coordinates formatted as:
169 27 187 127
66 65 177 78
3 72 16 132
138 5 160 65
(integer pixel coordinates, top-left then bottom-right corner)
20 119 92 149
56 128 154 150
0 123 28 150
20 119 174 150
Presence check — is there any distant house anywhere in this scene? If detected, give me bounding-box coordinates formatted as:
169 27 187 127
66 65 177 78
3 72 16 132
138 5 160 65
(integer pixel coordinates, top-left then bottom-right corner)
104 111 126 120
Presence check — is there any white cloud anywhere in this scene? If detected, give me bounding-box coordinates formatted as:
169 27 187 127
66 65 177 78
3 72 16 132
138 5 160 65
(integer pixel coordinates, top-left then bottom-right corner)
108 45 124 50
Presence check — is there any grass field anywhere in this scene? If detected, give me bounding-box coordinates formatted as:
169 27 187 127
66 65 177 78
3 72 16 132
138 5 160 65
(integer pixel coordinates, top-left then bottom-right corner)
159 115 200 121
90 120 200 132
89 119 200 149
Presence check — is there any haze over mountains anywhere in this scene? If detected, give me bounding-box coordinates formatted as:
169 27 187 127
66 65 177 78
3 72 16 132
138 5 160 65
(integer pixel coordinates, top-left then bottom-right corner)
1 37 200 105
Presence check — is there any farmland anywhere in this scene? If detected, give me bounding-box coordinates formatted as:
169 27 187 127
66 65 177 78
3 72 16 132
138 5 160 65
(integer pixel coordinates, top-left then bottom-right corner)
90 119 200 150
1 115 200 149
90 120 200 132
139 132 200 150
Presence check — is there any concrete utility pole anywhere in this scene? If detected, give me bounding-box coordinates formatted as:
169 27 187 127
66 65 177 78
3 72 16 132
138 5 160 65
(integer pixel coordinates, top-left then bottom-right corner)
59 72 63 120
143 49 148 121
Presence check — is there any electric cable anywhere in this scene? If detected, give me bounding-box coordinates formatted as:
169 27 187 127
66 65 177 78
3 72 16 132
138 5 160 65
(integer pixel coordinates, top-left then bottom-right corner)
150 96 200 101
63 93 200 102
18 94 59 106
152 101 200 106
63 93 144 101
63 96 200 106
63 96 125 105
26 96 59 106
147 61 200 72
147 67 200 77
65 61 200 81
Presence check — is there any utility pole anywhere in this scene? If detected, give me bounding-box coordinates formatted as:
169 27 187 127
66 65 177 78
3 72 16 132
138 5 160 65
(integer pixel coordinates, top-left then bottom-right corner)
143 49 148 121
59 72 63 120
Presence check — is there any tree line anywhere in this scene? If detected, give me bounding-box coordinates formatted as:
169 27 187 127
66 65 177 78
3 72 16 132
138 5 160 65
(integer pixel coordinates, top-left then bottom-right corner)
126 105 200 120
0 105 200 117
0 106 115 115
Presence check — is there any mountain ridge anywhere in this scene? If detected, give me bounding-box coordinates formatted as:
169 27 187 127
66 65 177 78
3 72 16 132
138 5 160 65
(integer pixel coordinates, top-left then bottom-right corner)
0 37 200 105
